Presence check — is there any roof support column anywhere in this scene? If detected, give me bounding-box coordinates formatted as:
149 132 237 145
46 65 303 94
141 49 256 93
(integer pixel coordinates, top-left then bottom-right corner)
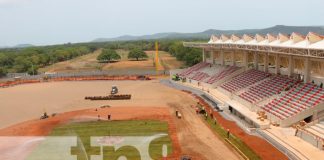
275 54 280 74
211 50 215 64
231 51 236 66
264 52 269 73
202 48 206 62
254 52 259 70
243 51 248 69
220 50 225 66
288 55 294 77
304 57 310 83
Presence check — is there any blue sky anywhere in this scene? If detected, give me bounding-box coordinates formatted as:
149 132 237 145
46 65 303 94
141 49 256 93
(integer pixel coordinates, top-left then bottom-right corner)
0 0 323 46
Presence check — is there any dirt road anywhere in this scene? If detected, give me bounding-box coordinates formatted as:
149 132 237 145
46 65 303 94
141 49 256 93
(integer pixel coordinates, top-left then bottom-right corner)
167 101 242 160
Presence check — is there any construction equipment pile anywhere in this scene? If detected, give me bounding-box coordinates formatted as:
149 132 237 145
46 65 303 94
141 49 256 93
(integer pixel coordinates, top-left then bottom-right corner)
85 94 131 100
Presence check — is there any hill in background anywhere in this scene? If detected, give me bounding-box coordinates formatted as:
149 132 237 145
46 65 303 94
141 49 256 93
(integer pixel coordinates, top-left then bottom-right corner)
93 25 324 42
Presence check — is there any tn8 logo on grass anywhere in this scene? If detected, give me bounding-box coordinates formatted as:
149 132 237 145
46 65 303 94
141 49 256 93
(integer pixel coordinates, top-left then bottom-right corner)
71 134 171 160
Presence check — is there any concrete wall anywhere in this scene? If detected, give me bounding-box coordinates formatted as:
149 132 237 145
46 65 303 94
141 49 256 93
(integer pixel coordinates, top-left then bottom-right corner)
232 94 254 111
169 69 183 76
216 87 232 98
280 103 324 127
297 129 324 150
311 76 324 85
206 59 213 64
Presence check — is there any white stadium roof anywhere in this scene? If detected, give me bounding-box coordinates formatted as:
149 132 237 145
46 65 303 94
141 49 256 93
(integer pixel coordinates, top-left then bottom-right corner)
208 32 324 50
184 32 324 58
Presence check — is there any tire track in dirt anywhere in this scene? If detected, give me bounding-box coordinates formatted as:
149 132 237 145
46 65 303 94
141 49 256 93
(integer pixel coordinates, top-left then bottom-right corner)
168 102 242 160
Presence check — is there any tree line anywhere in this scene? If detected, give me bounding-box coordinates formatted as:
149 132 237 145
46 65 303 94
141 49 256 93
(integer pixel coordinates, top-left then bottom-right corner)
0 44 96 76
96 39 203 66
0 39 205 77
97 48 148 63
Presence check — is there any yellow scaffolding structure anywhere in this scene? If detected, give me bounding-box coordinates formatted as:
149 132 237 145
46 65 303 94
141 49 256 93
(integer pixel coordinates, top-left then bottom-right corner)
155 41 160 73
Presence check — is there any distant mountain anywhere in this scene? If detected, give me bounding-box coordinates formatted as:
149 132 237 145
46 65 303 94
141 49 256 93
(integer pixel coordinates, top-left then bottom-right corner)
0 44 34 49
0 46 10 49
93 25 324 42
13 44 34 48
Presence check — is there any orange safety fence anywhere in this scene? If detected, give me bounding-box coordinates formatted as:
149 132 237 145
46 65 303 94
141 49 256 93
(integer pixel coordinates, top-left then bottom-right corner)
0 75 150 88
0 79 41 88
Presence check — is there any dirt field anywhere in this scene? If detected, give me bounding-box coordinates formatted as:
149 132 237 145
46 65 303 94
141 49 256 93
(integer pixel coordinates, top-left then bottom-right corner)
0 80 184 128
39 49 183 73
0 80 240 160
146 51 184 70
38 49 103 73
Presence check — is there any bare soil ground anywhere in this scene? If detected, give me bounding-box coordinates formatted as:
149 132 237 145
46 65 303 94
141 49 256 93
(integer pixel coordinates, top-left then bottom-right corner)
39 49 183 73
168 102 242 160
191 93 288 160
0 80 240 160
0 80 185 128
39 49 103 73
146 51 184 70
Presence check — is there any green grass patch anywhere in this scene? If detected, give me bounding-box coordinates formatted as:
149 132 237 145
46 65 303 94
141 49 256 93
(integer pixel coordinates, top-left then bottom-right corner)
29 120 173 160
204 116 261 160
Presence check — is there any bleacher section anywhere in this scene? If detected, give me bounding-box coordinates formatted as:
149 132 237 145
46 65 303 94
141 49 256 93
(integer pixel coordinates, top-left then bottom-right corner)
199 65 223 75
190 72 210 81
239 76 299 103
262 83 324 120
179 62 210 77
205 66 240 84
221 69 271 93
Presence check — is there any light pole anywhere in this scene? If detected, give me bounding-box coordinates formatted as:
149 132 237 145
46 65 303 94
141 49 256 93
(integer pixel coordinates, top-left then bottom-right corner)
31 63 34 75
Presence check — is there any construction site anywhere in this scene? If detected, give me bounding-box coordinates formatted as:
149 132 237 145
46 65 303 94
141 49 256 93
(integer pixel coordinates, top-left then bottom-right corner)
1 31 324 159
1 1 324 159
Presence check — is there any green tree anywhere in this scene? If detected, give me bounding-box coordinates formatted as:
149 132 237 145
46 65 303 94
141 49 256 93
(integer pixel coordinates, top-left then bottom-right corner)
128 48 148 61
13 56 32 72
0 67 7 77
168 41 202 66
39 54 50 66
97 49 121 63
27 64 38 75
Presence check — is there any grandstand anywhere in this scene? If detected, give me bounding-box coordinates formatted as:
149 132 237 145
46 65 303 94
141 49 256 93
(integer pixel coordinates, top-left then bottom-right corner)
239 75 299 104
178 62 209 77
221 69 271 93
205 66 240 84
171 32 324 154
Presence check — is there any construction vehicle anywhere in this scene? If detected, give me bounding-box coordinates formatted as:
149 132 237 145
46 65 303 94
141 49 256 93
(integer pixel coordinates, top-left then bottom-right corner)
85 85 131 100
111 85 118 95
172 74 180 81
40 112 49 120
180 155 191 160
175 110 182 119
85 94 131 100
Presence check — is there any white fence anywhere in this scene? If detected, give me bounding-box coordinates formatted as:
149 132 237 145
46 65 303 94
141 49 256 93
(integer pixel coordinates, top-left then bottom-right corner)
2 70 169 81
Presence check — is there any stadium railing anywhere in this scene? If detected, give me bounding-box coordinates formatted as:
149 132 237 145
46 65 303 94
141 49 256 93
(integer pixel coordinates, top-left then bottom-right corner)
256 129 307 160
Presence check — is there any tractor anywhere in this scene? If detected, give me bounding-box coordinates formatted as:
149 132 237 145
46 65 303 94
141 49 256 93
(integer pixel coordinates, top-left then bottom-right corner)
111 85 118 95
172 74 180 81
40 112 49 120
85 85 131 100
